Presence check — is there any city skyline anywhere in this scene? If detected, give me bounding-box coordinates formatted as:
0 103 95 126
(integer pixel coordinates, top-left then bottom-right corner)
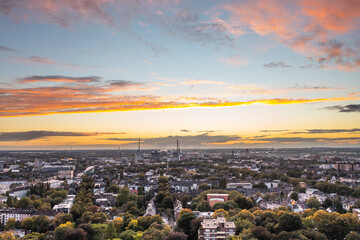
0 0 359 149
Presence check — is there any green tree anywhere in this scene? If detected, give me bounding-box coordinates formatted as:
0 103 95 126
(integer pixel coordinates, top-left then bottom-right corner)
116 187 130 208
104 222 117 240
6 196 13 207
18 197 32 209
212 209 229 219
195 201 210 212
177 212 196 236
21 217 35 232
163 232 188 240
119 230 137 240
54 222 74 240
306 197 321 210
323 198 333 209
253 182 267 189
251 226 271 240
198 183 210 191
34 215 51 233
54 213 73 227
278 212 303 232
5 218 16 230
345 231 360 240
290 192 299 201
64 228 87 240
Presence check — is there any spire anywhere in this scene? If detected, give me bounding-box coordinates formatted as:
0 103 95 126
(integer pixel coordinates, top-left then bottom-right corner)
138 138 141 152
177 139 179 152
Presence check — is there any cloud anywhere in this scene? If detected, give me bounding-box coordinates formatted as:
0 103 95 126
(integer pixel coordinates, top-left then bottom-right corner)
10 56 81 68
222 0 360 70
0 76 359 117
324 104 360 112
17 75 101 83
250 136 360 143
0 130 123 141
0 45 17 53
196 130 218 133
219 56 247 67
306 128 360 134
284 84 337 91
180 129 191 132
103 133 240 147
260 129 289 133
0 0 235 54
179 79 225 85
264 61 291 68
263 128 360 134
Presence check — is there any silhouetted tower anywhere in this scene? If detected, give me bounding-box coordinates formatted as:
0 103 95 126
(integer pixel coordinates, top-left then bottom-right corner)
177 139 180 152
138 138 141 152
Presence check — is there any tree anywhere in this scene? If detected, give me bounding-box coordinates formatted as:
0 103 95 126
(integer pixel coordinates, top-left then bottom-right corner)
333 196 345 214
163 232 188 240
290 192 299 201
196 201 210 212
18 197 32 209
212 209 229 219
34 215 51 233
278 212 303 232
54 222 74 240
235 219 255 235
142 227 166 240
64 228 87 240
323 198 333 209
5 218 16 230
234 195 254 209
180 195 191 208
188 218 203 240
179 209 192 217
113 217 124 233
251 226 271 240
0 231 16 240
345 231 360 240
253 182 267 189
116 187 130 208
106 184 121 194
54 213 73 227
219 177 228 189
119 229 137 240
306 197 321 209
6 196 13 207
198 183 210 191
22 232 44 240
302 230 327 240
177 212 196 236
21 217 35 232
91 224 108 240
79 223 95 239
104 222 117 240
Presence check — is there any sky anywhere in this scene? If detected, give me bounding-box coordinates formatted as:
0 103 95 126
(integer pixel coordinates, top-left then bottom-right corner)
0 0 359 150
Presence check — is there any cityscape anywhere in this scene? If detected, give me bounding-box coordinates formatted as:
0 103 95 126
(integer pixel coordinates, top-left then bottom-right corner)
0 0 360 240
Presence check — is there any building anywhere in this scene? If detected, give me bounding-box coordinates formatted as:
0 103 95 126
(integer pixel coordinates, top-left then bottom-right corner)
34 158 43 170
0 162 4 172
207 194 229 207
0 209 56 225
198 217 235 240
53 195 75 213
58 169 74 179
84 166 95 175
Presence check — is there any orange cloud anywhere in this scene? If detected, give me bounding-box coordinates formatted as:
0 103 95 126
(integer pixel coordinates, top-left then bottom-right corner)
223 0 360 70
0 81 359 117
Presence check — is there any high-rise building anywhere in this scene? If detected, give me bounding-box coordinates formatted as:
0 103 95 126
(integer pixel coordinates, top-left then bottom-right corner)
198 217 235 240
34 158 42 170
